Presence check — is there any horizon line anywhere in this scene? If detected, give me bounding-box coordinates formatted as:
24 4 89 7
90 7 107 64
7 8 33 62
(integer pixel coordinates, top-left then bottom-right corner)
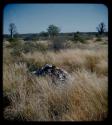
4 31 108 35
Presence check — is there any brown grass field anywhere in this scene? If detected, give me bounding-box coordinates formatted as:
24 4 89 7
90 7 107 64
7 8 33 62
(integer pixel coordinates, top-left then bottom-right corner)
3 37 108 121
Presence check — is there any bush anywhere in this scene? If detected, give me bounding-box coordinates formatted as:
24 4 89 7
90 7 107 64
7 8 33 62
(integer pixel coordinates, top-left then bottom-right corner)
10 45 23 57
21 42 48 53
10 41 48 57
8 38 17 43
22 42 35 53
78 37 85 43
8 38 21 47
96 37 102 42
64 40 75 49
10 43 25 57
73 33 86 43
51 37 66 51
35 43 48 52
10 39 23 57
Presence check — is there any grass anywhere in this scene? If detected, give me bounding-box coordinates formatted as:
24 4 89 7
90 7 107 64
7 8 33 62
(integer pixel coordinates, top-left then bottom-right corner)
3 37 108 121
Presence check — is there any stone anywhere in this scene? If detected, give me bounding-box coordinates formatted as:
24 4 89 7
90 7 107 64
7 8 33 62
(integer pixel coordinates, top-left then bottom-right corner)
31 64 71 81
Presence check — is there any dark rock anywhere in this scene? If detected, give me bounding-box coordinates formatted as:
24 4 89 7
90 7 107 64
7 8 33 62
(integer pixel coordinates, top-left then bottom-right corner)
31 64 71 81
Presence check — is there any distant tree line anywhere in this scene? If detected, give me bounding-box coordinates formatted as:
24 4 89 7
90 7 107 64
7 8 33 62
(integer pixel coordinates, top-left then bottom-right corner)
8 22 107 41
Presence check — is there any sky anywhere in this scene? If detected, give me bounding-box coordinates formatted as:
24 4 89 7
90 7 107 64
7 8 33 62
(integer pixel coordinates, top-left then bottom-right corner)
3 4 108 34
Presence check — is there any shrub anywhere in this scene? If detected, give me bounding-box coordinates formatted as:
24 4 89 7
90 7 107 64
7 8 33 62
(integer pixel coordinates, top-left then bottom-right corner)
8 38 19 43
35 43 48 52
10 46 22 57
73 32 86 43
96 37 102 42
10 40 23 57
78 37 85 43
64 41 75 49
50 37 66 51
22 42 35 53
21 42 48 53
8 38 21 47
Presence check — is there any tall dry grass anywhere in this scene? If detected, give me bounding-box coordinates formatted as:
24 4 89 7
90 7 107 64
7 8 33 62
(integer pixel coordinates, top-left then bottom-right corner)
22 48 108 75
3 40 108 121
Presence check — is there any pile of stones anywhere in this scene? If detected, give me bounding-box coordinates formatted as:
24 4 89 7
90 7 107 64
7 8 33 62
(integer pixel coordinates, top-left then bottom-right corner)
31 64 71 82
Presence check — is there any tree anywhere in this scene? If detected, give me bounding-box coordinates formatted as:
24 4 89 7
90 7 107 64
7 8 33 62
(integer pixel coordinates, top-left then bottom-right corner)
96 22 106 35
9 23 17 38
47 25 60 38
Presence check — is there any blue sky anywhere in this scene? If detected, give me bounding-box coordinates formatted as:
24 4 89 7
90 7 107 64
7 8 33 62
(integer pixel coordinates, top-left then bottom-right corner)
3 4 108 34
